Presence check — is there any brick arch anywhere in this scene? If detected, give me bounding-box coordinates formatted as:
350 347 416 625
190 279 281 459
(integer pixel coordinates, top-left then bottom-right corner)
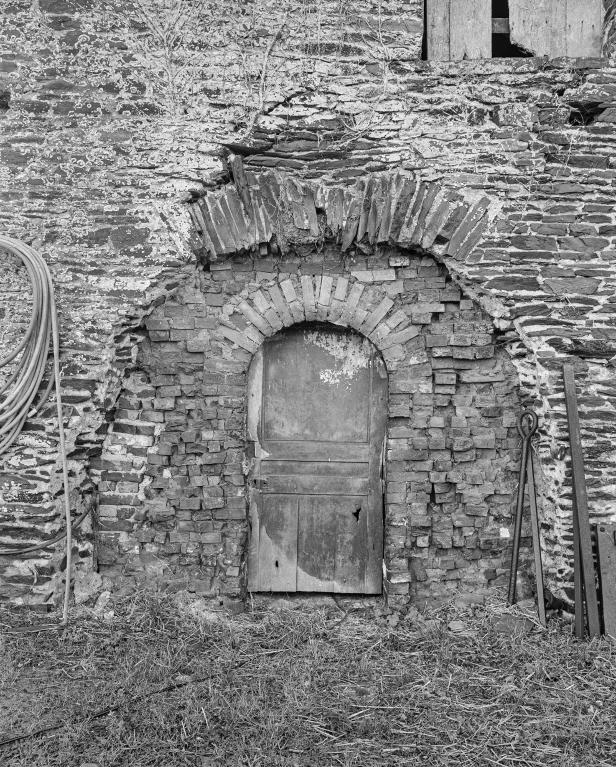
187 159 496 268
93 245 526 605
214 271 421 369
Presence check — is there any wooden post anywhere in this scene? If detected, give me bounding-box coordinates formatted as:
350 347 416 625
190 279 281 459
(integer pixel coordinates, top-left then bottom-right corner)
526 450 546 627
563 363 601 638
572 496 586 639
597 524 616 637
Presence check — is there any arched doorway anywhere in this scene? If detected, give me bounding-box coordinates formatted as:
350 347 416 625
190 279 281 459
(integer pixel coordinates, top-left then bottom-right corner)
246 323 388 594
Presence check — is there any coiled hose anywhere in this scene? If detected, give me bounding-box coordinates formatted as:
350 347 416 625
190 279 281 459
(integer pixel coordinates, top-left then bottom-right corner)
0 235 72 624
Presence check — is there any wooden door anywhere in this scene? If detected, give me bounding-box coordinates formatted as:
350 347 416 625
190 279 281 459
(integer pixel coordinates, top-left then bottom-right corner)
426 0 492 60
247 325 387 594
509 0 602 58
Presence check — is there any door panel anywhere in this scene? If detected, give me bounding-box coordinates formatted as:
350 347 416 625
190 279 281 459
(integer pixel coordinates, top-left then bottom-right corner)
332 495 369 594
296 496 337 591
260 442 370 462
262 460 369 476
255 494 299 591
248 325 387 594
264 475 369 495
296 495 369 593
262 328 371 442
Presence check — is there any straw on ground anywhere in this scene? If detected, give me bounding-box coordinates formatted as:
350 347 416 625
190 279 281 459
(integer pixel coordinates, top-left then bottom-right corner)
1 591 615 767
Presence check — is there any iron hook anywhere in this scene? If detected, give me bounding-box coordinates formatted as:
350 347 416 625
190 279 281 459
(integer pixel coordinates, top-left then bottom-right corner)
517 409 538 440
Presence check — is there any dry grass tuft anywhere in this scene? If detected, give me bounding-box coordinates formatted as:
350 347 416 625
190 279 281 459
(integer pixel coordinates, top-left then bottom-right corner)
1 590 616 766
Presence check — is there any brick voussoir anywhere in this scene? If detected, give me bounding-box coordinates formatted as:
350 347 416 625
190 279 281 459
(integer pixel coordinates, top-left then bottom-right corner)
209 197 239 254
342 191 362 251
420 191 463 250
361 297 395 336
412 183 441 245
301 275 318 320
237 299 272 336
217 192 246 252
446 197 492 257
199 198 228 256
223 187 253 251
388 176 418 242
246 185 271 246
355 176 374 243
190 202 219 260
267 284 293 327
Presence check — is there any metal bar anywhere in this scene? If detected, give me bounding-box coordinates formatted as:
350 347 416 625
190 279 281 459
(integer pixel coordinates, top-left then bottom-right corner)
508 412 533 605
572 496 585 638
563 363 601 638
492 17 510 34
526 448 546 627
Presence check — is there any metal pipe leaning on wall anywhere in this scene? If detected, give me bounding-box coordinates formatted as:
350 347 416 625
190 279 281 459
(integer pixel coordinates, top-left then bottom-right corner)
0 235 72 625
507 409 546 627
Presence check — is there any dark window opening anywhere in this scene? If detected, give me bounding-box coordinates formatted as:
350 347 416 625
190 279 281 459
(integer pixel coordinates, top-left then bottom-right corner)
493 34 532 58
491 0 531 58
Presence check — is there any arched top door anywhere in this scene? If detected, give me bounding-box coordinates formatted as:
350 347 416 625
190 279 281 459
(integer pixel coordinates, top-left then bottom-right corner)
247 324 388 594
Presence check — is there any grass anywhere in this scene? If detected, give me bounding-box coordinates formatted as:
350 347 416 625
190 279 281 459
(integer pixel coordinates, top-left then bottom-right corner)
1 590 616 767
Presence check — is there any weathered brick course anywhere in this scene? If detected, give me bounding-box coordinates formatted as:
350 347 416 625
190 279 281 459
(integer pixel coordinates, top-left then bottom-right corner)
86 246 524 604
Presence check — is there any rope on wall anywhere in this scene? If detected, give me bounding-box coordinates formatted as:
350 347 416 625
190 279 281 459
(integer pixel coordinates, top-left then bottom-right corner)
0 235 72 624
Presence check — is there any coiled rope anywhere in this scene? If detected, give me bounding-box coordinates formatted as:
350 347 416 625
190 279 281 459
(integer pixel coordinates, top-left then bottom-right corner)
0 235 72 624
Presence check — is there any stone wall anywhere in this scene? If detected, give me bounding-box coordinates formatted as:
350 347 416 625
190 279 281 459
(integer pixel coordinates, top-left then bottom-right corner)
94 246 524 605
0 0 615 606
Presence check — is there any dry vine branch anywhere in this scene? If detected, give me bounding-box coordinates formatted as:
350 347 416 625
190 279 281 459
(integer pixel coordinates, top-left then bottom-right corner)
238 13 289 141
132 0 208 113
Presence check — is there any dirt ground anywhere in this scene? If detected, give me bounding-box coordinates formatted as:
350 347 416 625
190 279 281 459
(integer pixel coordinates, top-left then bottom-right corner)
1 590 615 767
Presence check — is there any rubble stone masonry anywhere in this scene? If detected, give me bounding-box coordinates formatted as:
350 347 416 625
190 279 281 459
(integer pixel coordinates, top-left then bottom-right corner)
0 0 616 606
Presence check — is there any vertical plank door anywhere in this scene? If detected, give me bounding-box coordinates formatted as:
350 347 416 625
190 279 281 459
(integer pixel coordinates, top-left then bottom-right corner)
566 0 603 58
426 0 451 60
509 0 566 58
449 0 492 60
247 325 387 594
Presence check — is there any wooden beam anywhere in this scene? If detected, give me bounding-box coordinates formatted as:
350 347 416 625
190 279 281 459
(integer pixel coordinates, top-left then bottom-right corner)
450 0 492 59
572 496 585 639
492 18 510 34
563 363 601 638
